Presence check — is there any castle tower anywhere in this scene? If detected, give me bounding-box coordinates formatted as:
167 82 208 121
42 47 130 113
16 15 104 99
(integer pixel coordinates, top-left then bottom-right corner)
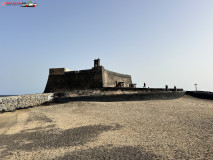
94 58 100 68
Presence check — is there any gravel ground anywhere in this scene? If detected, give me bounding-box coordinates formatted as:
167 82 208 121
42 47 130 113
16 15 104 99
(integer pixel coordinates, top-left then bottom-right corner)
0 95 213 160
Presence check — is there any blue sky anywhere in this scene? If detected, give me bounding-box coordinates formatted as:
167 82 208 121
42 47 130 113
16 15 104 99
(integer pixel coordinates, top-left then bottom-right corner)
0 0 213 94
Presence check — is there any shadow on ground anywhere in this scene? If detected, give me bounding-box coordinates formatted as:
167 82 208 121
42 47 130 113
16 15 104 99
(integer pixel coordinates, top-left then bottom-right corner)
0 121 121 159
54 145 162 160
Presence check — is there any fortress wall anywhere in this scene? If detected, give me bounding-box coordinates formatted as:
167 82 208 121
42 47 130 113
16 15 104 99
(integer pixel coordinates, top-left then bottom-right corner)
44 67 103 93
102 69 132 87
0 93 53 112
64 68 103 89
44 75 68 93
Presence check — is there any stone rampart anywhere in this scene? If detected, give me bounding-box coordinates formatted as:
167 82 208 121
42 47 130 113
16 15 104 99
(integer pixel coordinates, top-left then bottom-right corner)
0 93 53 112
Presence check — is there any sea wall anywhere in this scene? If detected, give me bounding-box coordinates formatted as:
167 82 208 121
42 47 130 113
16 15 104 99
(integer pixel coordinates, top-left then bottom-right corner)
186 91 213 100
56 91 185 102
0 93 54 112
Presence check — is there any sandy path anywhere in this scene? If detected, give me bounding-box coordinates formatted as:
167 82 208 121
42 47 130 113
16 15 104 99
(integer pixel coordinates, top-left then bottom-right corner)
0 112 17 135
0 95 213 159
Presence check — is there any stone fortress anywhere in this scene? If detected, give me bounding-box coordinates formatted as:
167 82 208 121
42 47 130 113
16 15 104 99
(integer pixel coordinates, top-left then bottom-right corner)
44 59 135 93
43 59 184 102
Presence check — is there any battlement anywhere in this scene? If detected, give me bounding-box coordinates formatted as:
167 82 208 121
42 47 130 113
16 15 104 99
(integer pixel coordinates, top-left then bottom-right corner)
49 68 71 75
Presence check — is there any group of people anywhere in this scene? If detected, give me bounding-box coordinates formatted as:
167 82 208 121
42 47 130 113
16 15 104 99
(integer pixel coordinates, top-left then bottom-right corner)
143 83 177 91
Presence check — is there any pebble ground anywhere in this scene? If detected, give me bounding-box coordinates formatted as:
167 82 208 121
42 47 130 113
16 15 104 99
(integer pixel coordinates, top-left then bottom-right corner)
0 95 213 160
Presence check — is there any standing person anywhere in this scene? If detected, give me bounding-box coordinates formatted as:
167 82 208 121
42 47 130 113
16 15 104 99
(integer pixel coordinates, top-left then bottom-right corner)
143 83 146 88
174 85 177 91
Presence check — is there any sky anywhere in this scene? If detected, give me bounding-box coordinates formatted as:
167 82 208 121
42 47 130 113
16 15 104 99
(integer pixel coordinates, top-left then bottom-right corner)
0 0 213 95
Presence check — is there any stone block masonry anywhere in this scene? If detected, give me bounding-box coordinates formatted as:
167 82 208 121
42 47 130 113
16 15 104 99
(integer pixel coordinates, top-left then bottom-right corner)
44 66 133 93
102 69 132 88
0 93 53 112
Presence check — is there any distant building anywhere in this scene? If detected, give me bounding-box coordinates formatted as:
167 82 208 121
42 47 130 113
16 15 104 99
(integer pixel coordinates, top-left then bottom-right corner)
44 59 133 93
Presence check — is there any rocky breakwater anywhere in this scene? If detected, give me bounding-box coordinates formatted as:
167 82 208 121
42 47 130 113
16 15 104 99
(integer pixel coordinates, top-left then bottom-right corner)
0 93 54 112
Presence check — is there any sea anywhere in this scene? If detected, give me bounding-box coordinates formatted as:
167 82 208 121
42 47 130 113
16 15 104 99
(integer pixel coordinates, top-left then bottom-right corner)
0 95 16 97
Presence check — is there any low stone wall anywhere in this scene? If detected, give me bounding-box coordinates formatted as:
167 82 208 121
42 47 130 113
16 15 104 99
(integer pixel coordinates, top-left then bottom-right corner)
186 91 213 100
56 91 185 102
102 87 184 92
0 93 54 112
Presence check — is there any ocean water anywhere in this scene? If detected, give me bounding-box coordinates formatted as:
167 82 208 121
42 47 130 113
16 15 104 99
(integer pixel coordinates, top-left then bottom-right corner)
0 95 16 97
